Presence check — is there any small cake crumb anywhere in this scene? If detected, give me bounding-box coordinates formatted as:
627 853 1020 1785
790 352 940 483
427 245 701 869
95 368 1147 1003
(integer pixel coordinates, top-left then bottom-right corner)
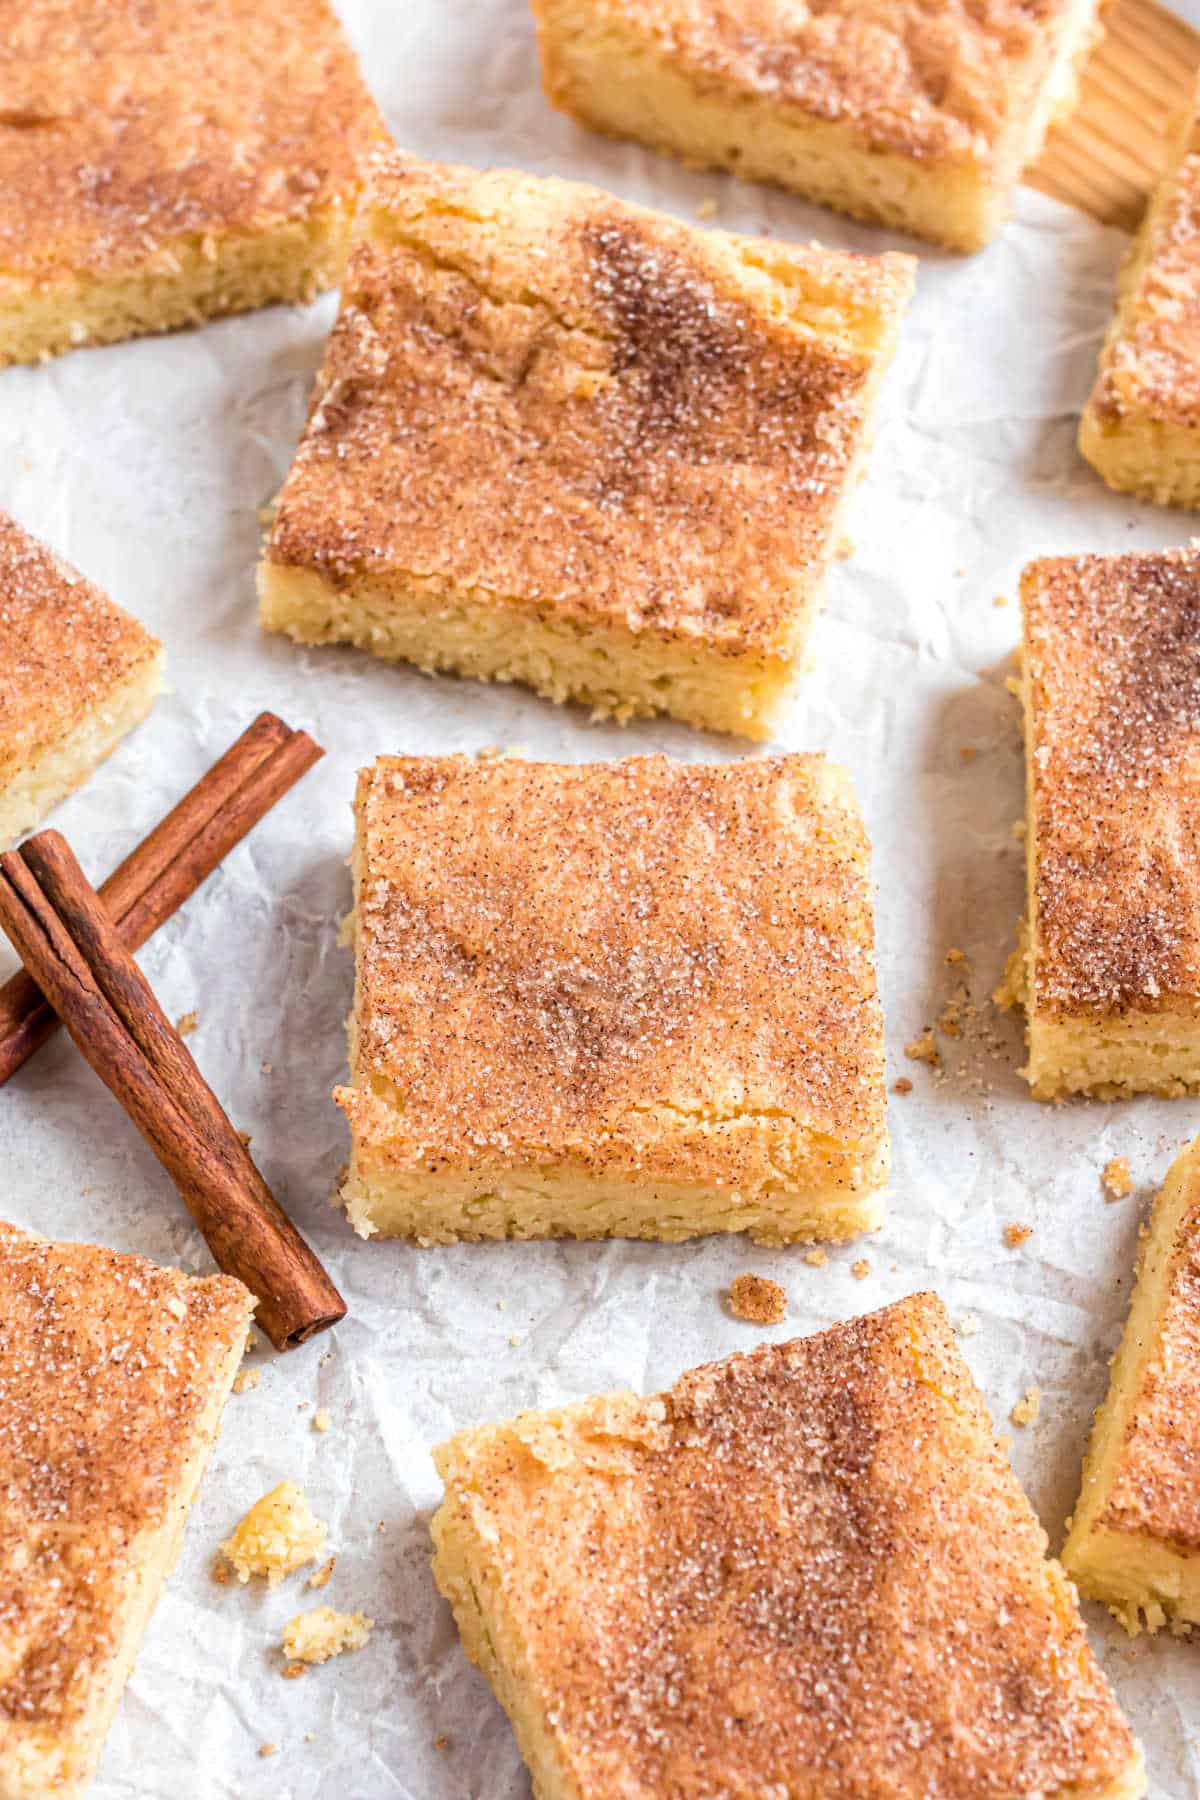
695 195 718 219
312 1408 331 1433
804 1248 828 1268
232 1368 261 1395
261 1060 273 1074
281 1661 308 1680
282 1608 374 1665
435 1735 451 1753
945 947 967 965
993 594 1008 607
728 1272 787 1324
1102 1156 1133 1200
938 991 966 1038
211 1557 232 1585
959 745 978 762
219 1481 327 1586
1005 1222 1033 1248
176 1010 198 1036
891 1076 913 1095
1012 818 1027 841
956 1312 981 1338
308 1555 336 1591
850 1258 870 1281
258 1744 278 1759
1010 1387 1042 1428
904 1030 939 1065
508 1333 523 1348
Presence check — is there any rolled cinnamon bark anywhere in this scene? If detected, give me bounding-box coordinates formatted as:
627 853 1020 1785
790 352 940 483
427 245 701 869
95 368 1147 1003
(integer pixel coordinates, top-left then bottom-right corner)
0 831 344 1351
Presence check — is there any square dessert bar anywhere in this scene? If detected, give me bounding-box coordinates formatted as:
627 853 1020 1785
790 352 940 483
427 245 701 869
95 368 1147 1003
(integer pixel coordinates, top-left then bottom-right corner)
0 1223 252 1800
0 512 163 849
1003 547 1200 1099
529 0 1103 252
1080 73 1200 508
337 753 888 1245
432 1293 1145 1800
259 153 913 739
1063 1130 1200 1635
0 0 386 366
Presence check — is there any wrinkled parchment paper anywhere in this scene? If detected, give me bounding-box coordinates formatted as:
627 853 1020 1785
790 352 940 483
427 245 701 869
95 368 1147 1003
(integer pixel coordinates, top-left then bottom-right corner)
3 2 1200 1793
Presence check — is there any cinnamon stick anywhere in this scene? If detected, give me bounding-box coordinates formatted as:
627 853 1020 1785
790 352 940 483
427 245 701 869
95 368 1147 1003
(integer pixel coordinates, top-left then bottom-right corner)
0 832 345 1351
0 713 321 1085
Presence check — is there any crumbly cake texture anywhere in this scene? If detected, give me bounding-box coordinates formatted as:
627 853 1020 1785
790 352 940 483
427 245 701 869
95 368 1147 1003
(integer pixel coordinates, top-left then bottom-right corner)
1064 1132 1200 1634
219 1481 327 1587
0 0 387 367
337 753 888 1246
528 0 1103 252
1003 548 1200 1099
282 1608 374 1665
259 152 913 740
0 512 163 849
0 1222 252 1800
432 1292 1144 1800
1080 74 1200 507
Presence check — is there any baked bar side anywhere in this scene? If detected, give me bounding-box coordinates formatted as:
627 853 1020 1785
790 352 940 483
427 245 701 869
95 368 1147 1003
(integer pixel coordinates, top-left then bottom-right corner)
1063 1138 1200 1633
0 645 164 850
338 1153 887 1245
0 211 353 371
530 0 1100 251
259 562 799 739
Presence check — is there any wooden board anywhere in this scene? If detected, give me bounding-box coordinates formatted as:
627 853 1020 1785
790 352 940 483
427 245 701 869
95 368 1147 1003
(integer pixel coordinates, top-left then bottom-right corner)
1027 0 1199 229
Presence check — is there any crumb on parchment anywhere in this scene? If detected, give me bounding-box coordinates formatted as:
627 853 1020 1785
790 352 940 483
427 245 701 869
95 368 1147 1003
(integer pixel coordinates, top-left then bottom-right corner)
851 1258 870 1281
232 1368 260 1395
1011 1387 1041 1428
728 1272 787 1324
904 1030 939 1065
219 1481 327 1586
1102 1157 1133 1200
282 1608 374 1665
308 1556 336 1591
1005 1223 1033 1248
804 1248 828 1268
891 1076 913 1094
956 1312 981 1337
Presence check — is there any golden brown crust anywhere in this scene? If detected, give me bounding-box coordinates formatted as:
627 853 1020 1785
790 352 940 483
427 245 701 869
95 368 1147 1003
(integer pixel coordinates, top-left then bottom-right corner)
0 1223 252 1760
1100 1159 1200 1550
338 753 886 1194
0 0 384 296
531 0 1090 168
0 511 161 783
1088 75 1200 433
433 1293 1140 1798
1022 547 1200 1018
265 151 913 662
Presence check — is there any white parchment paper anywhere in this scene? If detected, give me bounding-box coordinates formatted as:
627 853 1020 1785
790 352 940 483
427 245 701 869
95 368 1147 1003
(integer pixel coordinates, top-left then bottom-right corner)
2 3 1200 1794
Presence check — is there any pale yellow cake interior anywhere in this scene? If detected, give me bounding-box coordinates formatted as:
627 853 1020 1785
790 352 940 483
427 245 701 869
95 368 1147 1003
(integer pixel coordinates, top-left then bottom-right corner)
1063 1139 1200 1635
258 563 798 742
0 649 164 851
2 214 350 371
531 0 1100 252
